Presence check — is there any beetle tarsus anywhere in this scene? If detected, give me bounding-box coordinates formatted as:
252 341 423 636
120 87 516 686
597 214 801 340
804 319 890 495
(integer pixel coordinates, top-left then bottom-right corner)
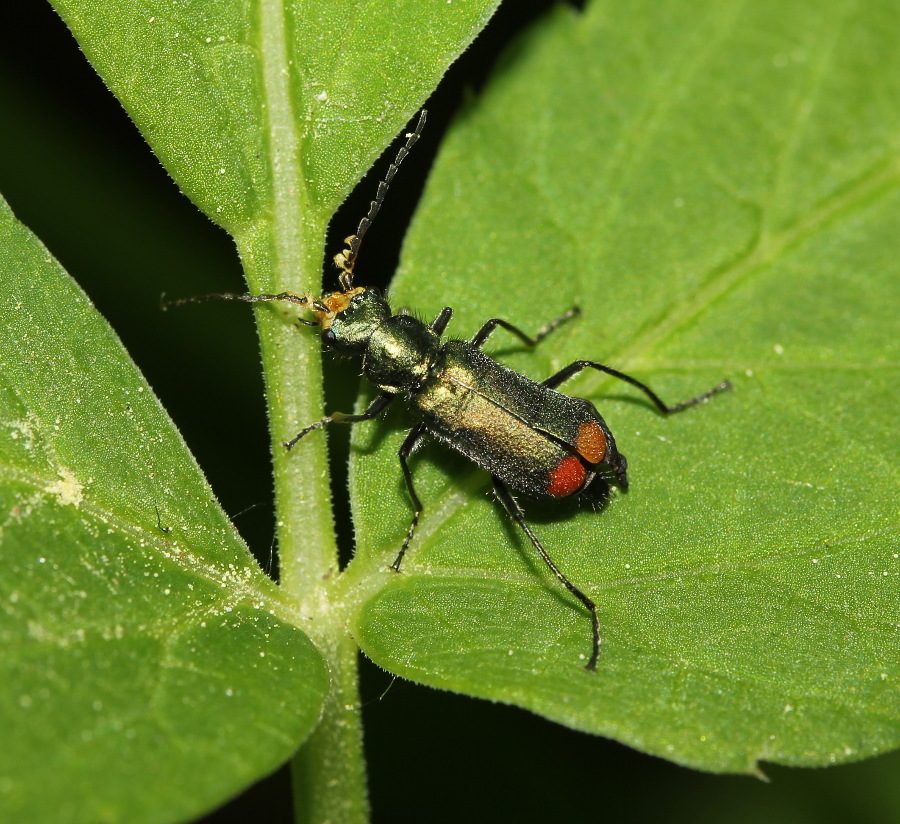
492 477 602 671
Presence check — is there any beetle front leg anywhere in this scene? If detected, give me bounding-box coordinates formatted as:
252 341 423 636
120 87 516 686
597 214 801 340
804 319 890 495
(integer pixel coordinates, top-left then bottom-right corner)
390 423 427 572
283 392 395 450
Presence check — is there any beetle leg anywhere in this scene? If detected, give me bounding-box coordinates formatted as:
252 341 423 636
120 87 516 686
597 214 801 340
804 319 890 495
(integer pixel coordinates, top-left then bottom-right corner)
390 423 428 572
430 307 453 335
492 477 600 671
542 360 731 414
283 392 395 450
470 307 580 349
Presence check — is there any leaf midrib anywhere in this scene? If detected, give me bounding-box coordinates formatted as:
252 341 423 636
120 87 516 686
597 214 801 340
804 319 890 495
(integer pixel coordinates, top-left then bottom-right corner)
257 0 306 291
581 154 900 386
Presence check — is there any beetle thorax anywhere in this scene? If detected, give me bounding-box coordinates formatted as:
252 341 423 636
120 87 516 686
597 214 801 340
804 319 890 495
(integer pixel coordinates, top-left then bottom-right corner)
323 288 391 351
364 314 440 394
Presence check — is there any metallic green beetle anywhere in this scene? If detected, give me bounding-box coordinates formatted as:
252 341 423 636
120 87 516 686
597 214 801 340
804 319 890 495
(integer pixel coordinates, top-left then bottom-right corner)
171 112 729 669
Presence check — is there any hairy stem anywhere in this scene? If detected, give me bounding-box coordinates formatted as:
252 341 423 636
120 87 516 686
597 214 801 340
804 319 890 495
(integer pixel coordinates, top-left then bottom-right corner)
291 632 368 824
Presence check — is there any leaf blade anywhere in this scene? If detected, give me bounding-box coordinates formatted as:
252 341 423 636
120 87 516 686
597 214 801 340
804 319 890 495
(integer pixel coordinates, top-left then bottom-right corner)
350 0 900 772
50 0 502 234
0 195 329 823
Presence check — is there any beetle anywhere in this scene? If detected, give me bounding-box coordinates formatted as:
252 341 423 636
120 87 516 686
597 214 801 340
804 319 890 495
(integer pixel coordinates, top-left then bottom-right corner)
168 111 730 669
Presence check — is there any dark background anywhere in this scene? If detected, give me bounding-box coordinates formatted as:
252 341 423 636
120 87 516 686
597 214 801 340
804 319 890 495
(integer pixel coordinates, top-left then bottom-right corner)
2 3 898 823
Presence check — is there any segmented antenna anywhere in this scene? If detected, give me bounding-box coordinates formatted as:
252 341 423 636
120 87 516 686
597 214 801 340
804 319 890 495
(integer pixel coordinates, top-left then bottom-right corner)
161 291 321 324
335 110 427 290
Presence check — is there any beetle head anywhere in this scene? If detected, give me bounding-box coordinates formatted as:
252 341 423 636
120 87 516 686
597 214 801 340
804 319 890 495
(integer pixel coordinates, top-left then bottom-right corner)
319 287 391 352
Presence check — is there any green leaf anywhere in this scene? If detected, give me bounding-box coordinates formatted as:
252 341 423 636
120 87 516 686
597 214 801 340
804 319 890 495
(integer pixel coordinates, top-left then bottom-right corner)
349 0 900 773
7 1 501 820
51 0 501 239
0 194 329 822
44 0 504 612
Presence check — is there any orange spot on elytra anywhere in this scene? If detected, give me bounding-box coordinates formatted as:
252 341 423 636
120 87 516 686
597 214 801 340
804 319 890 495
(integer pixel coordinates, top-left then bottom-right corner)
575 421 607 464
547 456 587 498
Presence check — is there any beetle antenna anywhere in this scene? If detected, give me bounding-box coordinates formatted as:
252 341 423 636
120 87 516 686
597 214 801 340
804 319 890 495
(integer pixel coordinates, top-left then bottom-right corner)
335 110 427 291
161 291 319 324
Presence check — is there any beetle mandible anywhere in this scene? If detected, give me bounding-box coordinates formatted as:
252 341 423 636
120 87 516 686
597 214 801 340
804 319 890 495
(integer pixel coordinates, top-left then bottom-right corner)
168 111 730 669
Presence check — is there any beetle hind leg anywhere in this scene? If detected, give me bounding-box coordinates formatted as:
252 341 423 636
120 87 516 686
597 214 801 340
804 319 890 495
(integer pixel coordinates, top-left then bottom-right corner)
492 477 600 671
542 360 730 415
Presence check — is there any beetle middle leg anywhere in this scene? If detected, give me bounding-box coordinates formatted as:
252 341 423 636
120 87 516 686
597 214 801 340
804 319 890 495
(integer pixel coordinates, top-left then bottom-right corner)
470 307 581 349
542 361 731 414
492 477 601 671
390 423 427 572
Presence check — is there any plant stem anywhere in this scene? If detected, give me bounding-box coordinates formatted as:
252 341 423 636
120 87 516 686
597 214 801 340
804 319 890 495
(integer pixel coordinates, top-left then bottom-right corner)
291 631 368 824
238 217 370 823
245 3 373 808
238 225 338 601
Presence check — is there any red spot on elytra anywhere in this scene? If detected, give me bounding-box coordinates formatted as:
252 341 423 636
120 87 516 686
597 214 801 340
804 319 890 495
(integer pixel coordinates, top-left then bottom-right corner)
575 421 607 464
546 455 587 498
